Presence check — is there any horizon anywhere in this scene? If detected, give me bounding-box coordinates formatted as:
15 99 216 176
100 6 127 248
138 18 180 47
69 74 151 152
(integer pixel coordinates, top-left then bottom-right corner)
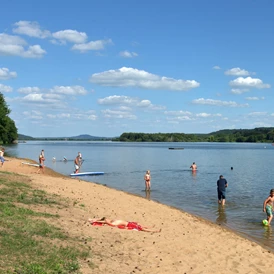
1 0 273 138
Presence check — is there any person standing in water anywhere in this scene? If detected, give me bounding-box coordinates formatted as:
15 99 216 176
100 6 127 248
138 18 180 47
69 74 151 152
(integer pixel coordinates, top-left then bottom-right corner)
144 170 151 191
37 149 45 174
263 189 274 226
217 175 228 206
74 154 81 174
190 162 197 171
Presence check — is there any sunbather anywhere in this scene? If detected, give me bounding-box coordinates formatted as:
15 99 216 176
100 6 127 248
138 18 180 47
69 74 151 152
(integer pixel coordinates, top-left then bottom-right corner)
88 217 161 233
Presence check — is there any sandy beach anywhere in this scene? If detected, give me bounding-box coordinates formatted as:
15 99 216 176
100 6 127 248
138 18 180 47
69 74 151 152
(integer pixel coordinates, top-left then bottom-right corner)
1 157 274 274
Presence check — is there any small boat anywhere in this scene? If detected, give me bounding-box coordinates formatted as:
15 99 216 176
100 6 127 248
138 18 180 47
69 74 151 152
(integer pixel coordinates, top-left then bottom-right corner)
168 147 184 150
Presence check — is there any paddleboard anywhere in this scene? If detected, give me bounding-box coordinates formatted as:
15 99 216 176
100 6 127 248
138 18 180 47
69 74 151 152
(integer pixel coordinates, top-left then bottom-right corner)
70 172 104 177
21 162 40 167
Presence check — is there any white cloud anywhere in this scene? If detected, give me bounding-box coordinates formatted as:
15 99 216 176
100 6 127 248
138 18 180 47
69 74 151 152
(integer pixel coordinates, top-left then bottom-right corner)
98 95 165 110
23 45 46 58
225 67 252 76
101 109 137 119
13 21 50 38
164 110 192 116
88 115 97 120
71 39 112 52
192 98 249 107
90 67 200 91
196 113 222 118
231 88 249 94
119 51 138 58
50 85 88 95
248 112 267 116
52 29 88 44
22 93 63 104
0 68 17 80
98 95 137 105
17 87 41 94
0 84 13 93
0 33 46 58
245 97 265 101
230 77 270 89
213 66 221 70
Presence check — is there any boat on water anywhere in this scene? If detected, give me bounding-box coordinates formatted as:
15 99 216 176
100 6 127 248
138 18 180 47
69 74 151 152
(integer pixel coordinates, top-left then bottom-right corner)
168 147 184 150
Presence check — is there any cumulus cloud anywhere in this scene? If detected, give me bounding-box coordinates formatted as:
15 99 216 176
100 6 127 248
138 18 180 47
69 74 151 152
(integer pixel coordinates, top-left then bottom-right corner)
21 93 64 106
101 109 137 119
192 98 249 107
13 21 50 38
0 68 17 80
90 67 200 91
0 84 13 93
248 112 267 116
231 88 249 94
230 77 270 89
52 30 88 44
225 67 252 76
164 110 222 121
212 66 221 70
98 95 165 110
245 97 265 101
71 39 112 52
17 87 41 94
50 85 88 95
0 33 46 58
119 51 138 58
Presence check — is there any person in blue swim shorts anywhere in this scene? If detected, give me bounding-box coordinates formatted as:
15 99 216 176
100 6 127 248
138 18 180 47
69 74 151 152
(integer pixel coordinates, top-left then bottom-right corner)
263 189 274 226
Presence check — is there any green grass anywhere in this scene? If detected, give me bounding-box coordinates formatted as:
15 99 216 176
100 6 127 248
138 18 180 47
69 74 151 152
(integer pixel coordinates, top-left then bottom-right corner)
0 172 92 273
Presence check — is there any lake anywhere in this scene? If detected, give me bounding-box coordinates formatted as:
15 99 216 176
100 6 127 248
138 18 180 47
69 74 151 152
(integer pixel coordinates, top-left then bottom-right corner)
5 141 274 251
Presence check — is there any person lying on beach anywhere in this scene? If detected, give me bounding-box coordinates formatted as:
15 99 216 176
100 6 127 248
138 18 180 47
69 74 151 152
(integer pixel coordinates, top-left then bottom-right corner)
88 217 161 233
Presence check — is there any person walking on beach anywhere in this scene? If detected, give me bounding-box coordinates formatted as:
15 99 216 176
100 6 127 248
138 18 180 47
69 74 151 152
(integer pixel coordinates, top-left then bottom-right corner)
144 170 151 191
74 154 81 174
37 149 45 174
263 189 274 226
0 147 5 167
190 162 197 171
217 175 228 206
88 217 161 233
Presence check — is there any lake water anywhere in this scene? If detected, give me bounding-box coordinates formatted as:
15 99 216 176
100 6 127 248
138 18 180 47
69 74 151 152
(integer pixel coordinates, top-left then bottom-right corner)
5 141 274 251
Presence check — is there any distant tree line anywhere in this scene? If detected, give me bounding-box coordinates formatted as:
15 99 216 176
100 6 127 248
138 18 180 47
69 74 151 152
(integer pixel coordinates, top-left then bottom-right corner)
114 128 274 143
0 93 17 145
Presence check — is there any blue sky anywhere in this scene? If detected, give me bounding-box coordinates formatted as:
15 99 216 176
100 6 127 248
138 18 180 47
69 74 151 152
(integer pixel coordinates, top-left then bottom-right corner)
0 0 273 137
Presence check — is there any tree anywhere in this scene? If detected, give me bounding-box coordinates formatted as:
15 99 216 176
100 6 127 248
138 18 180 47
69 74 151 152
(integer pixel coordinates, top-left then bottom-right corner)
0 92 18 144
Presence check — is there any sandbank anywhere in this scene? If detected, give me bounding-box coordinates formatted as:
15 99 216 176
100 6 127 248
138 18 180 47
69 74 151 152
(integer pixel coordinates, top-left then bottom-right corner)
1 157 273 274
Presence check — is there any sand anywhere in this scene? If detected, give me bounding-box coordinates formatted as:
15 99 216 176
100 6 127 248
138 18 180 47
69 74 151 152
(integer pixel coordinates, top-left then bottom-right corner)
1 157 273 274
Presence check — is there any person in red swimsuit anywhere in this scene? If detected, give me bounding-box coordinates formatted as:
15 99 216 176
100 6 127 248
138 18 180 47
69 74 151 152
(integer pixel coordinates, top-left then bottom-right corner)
88 217 161 233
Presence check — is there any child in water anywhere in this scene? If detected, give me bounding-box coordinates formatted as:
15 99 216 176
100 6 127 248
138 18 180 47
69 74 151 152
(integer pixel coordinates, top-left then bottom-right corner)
144 170 151 191
263 189 274 226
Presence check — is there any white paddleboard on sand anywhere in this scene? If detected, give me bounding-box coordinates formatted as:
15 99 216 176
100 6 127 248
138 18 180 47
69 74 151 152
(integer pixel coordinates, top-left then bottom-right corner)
70 172 104 177
21 162 40 167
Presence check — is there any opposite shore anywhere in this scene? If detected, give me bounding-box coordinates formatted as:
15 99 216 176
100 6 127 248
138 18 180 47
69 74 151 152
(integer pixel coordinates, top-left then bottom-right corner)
1 156 274 273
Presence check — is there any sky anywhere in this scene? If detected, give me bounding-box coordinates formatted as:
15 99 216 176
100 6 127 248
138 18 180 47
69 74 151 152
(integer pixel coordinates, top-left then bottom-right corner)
0 0 273 137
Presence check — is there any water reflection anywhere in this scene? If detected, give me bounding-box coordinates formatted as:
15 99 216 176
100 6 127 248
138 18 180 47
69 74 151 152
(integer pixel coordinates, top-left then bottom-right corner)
263 225 272 241
216 205 227 224
145 190 151 200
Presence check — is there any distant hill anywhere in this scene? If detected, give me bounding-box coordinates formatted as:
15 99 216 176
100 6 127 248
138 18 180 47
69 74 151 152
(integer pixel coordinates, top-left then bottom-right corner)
18 134 35 140
18 133 113 141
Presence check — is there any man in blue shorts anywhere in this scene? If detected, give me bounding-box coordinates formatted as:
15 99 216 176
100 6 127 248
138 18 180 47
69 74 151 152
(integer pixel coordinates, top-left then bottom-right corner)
217 175 228 206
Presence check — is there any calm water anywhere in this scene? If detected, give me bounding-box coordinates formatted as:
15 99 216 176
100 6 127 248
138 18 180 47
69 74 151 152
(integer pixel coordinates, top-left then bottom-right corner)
5 141 274 250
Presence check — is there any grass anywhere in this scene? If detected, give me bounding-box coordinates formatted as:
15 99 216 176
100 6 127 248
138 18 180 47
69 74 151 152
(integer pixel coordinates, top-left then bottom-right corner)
0 172 92 273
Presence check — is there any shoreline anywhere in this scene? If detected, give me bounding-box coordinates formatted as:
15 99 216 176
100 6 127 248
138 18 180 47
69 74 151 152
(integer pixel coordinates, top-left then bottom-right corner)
1 156 274 273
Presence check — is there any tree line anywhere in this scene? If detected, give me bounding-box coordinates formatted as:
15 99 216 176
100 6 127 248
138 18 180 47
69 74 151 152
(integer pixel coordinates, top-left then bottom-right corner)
0 93 18 145
114 128 274 143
